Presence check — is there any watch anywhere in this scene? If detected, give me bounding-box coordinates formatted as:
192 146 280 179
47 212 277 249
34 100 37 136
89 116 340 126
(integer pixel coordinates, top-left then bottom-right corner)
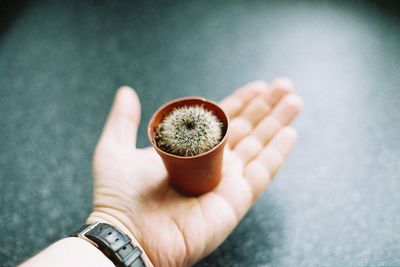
70 222 146 267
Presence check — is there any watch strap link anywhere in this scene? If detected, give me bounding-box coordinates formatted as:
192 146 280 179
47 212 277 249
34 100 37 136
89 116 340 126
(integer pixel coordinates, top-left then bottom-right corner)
71 222 146 267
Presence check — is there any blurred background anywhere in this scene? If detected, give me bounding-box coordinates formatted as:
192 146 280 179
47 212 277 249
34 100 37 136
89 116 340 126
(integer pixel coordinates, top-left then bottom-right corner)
1 0 399 266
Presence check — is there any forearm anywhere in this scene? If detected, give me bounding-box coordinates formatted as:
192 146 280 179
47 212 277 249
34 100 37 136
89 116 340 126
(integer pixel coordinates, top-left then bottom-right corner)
20 214 154 267
19 237 114 267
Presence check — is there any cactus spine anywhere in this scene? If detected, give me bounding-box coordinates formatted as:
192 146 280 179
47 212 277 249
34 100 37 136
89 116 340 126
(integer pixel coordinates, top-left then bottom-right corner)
155 105 223 156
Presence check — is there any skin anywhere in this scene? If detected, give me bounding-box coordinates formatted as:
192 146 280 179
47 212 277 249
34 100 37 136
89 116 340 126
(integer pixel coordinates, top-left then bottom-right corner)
87 79 302 266
21 79 302 267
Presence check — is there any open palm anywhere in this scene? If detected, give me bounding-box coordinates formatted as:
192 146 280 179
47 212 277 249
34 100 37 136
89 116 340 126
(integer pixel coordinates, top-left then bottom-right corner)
87 79 302 267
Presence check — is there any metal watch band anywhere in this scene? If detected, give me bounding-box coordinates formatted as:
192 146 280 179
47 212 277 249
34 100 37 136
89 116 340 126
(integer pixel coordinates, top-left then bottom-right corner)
70 222 146 267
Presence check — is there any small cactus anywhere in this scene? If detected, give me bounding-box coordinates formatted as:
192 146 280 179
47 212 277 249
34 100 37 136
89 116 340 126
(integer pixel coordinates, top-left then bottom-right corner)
155 105 223 156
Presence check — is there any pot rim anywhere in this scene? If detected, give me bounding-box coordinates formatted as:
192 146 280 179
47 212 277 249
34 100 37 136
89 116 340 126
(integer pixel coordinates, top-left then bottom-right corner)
147 96 230 160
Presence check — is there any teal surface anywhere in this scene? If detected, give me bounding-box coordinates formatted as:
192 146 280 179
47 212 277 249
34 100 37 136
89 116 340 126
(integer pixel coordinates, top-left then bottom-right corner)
1 0 400 266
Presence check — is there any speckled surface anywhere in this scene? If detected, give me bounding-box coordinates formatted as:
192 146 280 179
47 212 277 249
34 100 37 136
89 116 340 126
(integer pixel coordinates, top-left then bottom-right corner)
1 0 400 266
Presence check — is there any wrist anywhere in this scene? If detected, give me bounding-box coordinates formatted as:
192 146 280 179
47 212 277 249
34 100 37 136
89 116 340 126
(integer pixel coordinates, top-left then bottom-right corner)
87 211 154 267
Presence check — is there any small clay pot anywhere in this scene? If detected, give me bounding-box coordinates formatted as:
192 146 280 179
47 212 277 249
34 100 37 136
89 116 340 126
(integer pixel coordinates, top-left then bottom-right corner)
148 97 229 196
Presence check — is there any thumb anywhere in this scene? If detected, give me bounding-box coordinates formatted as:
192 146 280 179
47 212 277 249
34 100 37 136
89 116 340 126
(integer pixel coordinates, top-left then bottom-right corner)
100 86 141 149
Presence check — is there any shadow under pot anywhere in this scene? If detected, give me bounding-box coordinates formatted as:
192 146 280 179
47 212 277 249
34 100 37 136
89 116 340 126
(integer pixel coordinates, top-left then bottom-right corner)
148 97 229 196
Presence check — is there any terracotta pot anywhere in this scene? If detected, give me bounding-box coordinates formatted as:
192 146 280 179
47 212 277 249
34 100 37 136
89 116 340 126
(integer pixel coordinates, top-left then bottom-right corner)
148 97 229 196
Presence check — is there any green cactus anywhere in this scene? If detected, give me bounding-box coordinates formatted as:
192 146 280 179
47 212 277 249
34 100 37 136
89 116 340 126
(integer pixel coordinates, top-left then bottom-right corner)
155 105 223 156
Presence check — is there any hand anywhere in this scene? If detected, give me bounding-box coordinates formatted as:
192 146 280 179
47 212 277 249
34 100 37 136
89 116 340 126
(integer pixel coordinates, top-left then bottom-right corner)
87 79 302 267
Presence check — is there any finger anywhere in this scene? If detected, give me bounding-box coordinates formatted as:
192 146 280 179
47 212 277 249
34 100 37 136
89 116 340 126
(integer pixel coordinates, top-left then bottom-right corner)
233 93 302 164
240 78 293 125
227 78 294 148
219 80 267 119
253 93 302 144
100 86 141 148
244 127 297 202
226 117 253 149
